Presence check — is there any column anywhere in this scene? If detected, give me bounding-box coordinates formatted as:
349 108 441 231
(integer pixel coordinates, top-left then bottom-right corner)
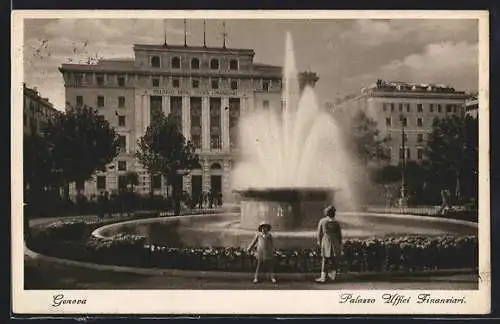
162 95 170 115
221 96 230 152
202 96 210 151
202 158 210 192
182 95 191 140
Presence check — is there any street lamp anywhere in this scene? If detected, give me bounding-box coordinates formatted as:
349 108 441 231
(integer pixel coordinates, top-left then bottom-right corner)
399 114 408 207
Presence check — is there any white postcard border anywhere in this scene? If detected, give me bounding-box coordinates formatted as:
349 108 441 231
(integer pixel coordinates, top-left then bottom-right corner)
11 10 491 315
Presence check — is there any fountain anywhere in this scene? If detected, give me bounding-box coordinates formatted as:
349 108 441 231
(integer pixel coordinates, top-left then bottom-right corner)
232 32 355 231
92 33 477 250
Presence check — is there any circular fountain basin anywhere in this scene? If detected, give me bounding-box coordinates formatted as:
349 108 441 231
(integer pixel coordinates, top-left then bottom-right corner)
93 211 478 250
235 188 335 231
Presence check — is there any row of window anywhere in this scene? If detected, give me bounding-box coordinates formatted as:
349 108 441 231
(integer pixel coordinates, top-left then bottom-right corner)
386 133 427 143
386 116 425 127
382 102 461 114
150 56 239 71
95 172 223 191
74 72 276 92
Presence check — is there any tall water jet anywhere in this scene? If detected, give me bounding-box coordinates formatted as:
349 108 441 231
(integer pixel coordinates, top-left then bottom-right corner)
232 32 358 230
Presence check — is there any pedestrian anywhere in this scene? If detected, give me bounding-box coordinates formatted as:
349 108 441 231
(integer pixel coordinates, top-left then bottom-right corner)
208 190 214 208
246 221 277 284
315 205 343 283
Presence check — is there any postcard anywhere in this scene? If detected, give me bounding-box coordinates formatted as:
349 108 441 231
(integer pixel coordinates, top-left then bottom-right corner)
12 9 490 315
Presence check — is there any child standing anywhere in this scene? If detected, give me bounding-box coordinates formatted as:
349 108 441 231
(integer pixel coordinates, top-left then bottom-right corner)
315 205 343 283
246 222 277 284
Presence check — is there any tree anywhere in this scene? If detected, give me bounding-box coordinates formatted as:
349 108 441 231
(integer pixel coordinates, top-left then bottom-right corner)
44 105 119 199
136 111 199 215
425 115 478 204
344 110 389 165
123 171 139 191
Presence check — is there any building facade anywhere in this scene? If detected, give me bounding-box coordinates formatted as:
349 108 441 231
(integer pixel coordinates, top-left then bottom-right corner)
464 96 478 118
23 83 59 136
59 43 286 201
331 79 469 165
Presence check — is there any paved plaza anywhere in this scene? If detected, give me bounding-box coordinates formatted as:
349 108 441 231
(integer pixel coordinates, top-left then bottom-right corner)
24 256 478 290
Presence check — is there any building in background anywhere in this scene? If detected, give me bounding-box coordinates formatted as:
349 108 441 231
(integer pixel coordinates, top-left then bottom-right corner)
23 83 59 136
59 39 296 201
330 79 469 165
464 95 478 118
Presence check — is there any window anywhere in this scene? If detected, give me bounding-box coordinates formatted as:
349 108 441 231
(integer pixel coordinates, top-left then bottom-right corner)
263 100 269 109
76 95 83 107
417 117 423 127
210 58 219 70
118 76 125 87
191 58 200 69
429 104 434 113
437 104 442 113
263 80 270 91
417 134 424 143
211 135 221 149
96 176 106 190
401 117 408 127
382 103 387 111
398 103 403 112
118 161 127 171
97 96 104 107
453 105 458 113
446 104 452 113
192 79 199 88
118 175 127 190
173 79 180 88
417 148 424 160
406 148 411 160
118 96 125 108
230 80 238 90
417 104 423 112
399 148 405 160
385 117 391 126
171 57 181 69
390 103 395 112
406 103 411 112
192 135 201 149
74 73 83 87
118 115 126 127
118 135 126 153
151 56 161 68
96 75 104 86
152 78 160 87
386 133 392 141
211 79 219 89
229 59 238 70
152 175 162 189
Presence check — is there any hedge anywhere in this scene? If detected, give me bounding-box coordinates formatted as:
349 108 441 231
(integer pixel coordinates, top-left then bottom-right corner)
27 219 478 273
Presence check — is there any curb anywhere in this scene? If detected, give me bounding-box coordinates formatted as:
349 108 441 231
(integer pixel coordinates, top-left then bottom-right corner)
25 246 476 281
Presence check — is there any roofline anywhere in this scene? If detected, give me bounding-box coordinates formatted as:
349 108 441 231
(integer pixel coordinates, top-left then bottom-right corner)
133 44 255 55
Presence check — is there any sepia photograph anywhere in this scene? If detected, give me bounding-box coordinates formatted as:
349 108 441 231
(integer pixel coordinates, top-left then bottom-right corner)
12 10 490 314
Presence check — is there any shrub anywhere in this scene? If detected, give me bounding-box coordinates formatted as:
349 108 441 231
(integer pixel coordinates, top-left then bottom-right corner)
28 218 478 273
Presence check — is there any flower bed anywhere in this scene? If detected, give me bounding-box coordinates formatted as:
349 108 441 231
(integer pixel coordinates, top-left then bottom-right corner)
27 218 478 274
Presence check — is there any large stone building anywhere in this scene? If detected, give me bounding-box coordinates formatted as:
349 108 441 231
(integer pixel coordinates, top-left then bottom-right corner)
59 42 289 201
23 83 59 136
331 79 469 165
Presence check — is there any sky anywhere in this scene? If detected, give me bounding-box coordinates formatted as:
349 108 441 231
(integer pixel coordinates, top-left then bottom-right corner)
23 18 479 110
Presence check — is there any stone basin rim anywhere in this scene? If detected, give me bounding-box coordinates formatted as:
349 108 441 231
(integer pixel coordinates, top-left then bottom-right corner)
232 187 339 193
91 211 478 241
